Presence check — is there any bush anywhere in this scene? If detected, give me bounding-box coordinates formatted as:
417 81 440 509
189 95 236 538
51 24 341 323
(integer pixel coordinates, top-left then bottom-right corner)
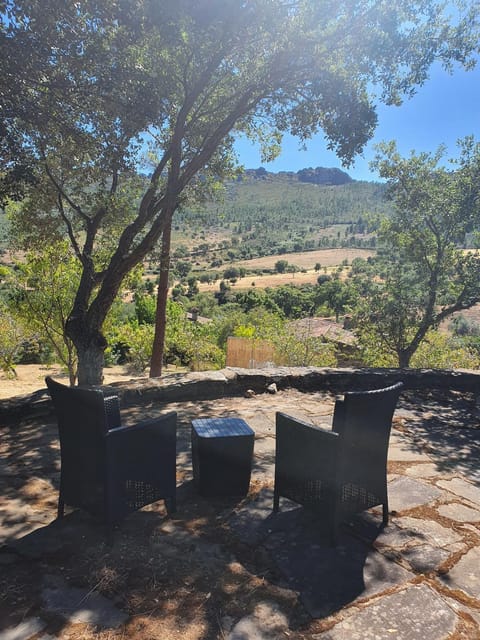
134 292 157 324
223 266 240 281
107 322 154 374
410 332 480 369
0 310 25 377
450 315 480 337
16 335 53 364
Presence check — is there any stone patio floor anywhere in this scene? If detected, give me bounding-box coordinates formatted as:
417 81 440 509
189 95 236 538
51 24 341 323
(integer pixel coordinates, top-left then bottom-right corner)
1 387 480 639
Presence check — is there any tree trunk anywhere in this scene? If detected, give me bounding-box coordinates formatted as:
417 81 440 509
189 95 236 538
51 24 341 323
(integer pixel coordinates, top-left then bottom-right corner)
76 344 106 386
397 351 412 368
66 317 107 386
149 217 173 378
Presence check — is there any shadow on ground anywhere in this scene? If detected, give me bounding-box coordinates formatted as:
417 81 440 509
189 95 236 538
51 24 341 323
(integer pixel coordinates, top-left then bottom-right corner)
398 390 480 484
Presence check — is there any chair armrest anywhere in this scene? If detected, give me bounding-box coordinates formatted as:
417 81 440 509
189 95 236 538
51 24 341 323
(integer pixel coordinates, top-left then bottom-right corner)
105 411 177 480
276 411 339 441
106 411 177 442
275 412 339 480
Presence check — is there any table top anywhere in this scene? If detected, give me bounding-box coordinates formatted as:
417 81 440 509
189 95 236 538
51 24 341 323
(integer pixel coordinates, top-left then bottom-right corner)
192 417 254 438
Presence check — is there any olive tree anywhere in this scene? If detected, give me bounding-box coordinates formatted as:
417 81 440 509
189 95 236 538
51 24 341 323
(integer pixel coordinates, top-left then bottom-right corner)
353 138 480 367
3 0 479 384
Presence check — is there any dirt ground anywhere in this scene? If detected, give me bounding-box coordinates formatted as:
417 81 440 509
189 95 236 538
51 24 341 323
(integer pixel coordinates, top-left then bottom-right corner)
0 364 144 400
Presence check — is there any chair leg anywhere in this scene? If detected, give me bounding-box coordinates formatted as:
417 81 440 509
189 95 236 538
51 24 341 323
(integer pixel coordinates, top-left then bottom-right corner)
273 489 280 513
165 495 176 515
382 502 389 526
57 498 65 519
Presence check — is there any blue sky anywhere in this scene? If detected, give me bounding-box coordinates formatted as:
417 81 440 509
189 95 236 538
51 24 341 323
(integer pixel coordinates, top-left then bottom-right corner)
234 60 480 182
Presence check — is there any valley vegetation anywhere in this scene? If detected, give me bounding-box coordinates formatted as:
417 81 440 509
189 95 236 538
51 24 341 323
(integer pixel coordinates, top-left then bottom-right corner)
3 141 480 380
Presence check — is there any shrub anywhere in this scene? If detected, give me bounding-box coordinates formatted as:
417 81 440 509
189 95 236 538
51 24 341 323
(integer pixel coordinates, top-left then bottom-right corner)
0 310 25 377
107 322 154 374
410 332 480 369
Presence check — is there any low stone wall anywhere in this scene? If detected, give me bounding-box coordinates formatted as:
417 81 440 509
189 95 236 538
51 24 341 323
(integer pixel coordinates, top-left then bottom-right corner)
1 366 480 425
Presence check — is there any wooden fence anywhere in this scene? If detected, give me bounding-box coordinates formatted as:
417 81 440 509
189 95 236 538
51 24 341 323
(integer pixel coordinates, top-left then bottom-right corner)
226 337 276 368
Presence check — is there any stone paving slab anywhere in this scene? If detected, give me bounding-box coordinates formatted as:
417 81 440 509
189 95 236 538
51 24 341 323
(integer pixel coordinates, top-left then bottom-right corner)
5 512 95 559
228 491 417 619
402 544 451 574
437 477 480 506
393 516 463 547
441 547 480 599
404 462 445 478
313 584 458 640
388 476 442 512
227 601 289 639
0 499 52 544
400 419 480 483
228 488 280 546
0 618 47 640
388 434 431 462
252 435 276 456
437 502 480 522
41 575 128 628
373 518 462 556
263 516 414 618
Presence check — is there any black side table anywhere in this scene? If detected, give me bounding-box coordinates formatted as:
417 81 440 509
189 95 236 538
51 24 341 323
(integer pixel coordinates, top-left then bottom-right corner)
191 417 254 497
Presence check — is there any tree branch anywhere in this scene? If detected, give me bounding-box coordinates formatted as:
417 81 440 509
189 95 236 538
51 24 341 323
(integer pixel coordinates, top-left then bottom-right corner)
57 195 82 261
42 155 89 224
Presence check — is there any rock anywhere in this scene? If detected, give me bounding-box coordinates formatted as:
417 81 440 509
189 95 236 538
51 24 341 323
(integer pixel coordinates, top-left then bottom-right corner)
267 383 277 394
245 389 256 398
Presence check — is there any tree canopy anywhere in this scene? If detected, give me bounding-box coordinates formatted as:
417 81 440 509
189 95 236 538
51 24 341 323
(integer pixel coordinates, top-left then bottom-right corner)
2 0 479 383
353 138 480 367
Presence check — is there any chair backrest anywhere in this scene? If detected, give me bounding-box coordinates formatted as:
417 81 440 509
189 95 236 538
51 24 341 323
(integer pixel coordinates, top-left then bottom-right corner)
46 376 109 512
335 382 403 485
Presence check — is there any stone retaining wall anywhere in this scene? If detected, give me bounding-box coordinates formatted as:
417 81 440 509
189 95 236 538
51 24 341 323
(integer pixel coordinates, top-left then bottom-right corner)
1 366 480 425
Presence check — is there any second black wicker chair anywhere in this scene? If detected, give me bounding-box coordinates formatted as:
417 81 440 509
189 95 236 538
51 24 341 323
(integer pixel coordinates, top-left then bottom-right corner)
46 376 177 543
274 382 403 544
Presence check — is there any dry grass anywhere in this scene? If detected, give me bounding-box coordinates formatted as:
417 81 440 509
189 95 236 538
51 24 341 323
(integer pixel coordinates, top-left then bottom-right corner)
220 247 373 271
198 269 323 292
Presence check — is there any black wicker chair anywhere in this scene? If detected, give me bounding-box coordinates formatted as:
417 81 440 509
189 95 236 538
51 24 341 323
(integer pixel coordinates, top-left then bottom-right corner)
46 376 177 543
274 382 403 544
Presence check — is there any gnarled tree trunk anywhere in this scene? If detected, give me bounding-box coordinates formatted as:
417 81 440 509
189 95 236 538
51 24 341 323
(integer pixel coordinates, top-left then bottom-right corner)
66 316 108 386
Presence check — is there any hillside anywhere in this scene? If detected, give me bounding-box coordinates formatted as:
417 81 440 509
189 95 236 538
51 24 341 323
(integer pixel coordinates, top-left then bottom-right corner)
165 168 390 275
